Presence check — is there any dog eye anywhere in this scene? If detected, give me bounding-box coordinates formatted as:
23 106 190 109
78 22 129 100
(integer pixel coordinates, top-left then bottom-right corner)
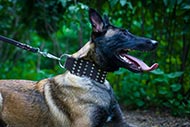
120 30 133 40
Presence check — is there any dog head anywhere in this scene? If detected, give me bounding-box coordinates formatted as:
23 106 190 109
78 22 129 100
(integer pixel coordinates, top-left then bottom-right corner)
73 8 158 72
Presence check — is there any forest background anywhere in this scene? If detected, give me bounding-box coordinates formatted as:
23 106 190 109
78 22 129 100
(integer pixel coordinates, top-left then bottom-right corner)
0 0 189 117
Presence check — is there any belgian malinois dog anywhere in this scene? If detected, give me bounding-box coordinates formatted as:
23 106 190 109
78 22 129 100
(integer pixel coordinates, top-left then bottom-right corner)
0 8 158 127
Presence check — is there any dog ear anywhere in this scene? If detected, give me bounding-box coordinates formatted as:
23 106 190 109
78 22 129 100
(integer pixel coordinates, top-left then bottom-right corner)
89 8 104 32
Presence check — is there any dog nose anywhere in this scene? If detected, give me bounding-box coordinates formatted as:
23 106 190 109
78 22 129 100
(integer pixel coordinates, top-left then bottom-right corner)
151 40 158 47
146 40 158 48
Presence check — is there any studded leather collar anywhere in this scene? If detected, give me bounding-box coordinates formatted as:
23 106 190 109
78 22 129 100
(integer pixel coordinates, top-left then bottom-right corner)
64 57 107 84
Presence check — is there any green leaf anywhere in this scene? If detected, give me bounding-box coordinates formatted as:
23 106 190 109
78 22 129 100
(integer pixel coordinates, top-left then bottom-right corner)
136 99 144 107
120 0 127 6
159 90 167 95
163 0 168 6
134 91 140 97
0 5 3 10
59 0 67 7
154 78 168 84
166 72 183 79
171 84 182 92
151 69 164 75
181 4 190 10
159 87 168 95
177 0 183 5
177 94 183 100
126 1 133 10
109 0 119 7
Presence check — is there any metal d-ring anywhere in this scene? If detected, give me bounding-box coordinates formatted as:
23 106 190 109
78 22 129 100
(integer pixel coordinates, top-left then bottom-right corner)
59 54 70 69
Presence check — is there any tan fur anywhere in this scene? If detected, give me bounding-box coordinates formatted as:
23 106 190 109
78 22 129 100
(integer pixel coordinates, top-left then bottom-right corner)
72 41 97 63
0 80 53 126
72 41 93 58
105 29 118 37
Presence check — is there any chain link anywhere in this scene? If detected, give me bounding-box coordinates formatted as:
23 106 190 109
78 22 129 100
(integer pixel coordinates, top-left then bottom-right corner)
37 49 61 61
37 49 70 69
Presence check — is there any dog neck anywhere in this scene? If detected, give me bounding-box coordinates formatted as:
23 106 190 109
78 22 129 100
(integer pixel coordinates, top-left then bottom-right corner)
64 56 107 84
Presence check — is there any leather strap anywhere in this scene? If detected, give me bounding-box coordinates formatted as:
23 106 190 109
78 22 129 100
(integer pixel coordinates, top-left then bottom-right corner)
0 35 39 53
64 57 107 84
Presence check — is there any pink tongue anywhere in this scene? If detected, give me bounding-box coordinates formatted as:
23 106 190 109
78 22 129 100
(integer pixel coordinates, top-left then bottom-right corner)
125 54 159 72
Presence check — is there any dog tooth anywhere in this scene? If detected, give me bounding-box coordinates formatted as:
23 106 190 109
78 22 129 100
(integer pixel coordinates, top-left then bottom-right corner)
138 66 141 69
120 55 133 64
124 57 129 62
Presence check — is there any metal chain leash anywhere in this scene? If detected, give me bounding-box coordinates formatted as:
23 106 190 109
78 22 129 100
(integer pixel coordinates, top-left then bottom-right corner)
0 35 69 69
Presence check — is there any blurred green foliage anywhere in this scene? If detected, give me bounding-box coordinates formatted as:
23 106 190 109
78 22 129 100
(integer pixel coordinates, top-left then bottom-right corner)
0 0 189 117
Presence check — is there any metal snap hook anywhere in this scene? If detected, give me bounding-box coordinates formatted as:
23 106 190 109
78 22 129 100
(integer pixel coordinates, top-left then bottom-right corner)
59 54 70 69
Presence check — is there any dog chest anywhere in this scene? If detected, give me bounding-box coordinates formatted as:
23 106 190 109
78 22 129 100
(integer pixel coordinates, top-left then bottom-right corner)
47 73 115 126
59 72 113 106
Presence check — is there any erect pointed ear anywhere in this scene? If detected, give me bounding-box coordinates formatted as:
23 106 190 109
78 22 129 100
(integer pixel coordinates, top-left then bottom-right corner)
89 8 104 32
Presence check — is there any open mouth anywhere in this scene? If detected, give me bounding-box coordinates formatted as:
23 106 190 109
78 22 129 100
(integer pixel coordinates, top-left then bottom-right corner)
117 49 158 72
